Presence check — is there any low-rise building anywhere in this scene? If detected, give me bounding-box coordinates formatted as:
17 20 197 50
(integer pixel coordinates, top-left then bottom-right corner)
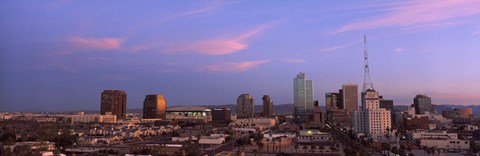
211 108 231 123
130 144 183 156
297 130 332 143
199 136 226 145
231 118 275 130
464 124 479 131
412 131 458 140
165 106 212 123
69 114 117 123
172 136 197 142
327 109 352 128
14 141 56 151
419 139 470 150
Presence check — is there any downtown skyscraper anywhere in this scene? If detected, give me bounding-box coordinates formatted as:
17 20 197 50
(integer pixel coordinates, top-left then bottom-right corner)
143 94 166 119
237 94 254 118
100 90 127 119
353 35 391 140
342 84 359 113
262 95 273 117
293 72 314 120
413 94 433 114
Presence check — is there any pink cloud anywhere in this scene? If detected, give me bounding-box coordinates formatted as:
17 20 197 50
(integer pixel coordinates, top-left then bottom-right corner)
165 21 283 55
394 48 404 52
334 0 480 33
167 39 248 55
69 36 123 50
284 58 306 63
202 60 270 72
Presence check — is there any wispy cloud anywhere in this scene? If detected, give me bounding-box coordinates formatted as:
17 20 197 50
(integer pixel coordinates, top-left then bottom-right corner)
319 40 361 52
83 57 111 62
69 36 123 50
394 48 404 52
334 0 480 33
167 6 218 19
398 21 467 33
201 60 270 72
473 31 480 36
165 21 283 55
284 58 306 63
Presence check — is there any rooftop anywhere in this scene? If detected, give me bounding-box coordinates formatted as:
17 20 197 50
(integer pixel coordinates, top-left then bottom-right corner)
166 106 211 112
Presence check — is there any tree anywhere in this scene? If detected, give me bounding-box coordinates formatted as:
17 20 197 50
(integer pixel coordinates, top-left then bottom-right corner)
182 142 200 156
422 146 428 156
426 147 434 156
385 127 392 141
399 148 406 156
13 145 32 155
310 145 316 154
54 133 79 152
391 146 398 155
319 146 325 155
236 137 250 152
329 146 336 154
225 136 233 143
0 132 16 145
266 138 270 153
302 145 308 153
257 141 264 154
294 144 299 154
343 146 356 156
1 147 13 156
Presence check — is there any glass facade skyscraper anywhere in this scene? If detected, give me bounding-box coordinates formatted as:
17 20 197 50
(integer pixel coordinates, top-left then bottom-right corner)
143 94 166 119
293 72 314 119
237 94 254 118
414 94 432 114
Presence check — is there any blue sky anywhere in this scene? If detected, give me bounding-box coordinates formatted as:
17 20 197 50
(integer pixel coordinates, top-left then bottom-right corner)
1 0 480 112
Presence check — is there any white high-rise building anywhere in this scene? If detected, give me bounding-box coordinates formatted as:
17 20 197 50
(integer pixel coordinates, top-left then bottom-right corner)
354 89 391 140
293 72 314 119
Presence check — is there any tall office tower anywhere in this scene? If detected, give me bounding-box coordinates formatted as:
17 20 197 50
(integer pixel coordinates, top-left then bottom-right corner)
362 89 381 110
342 84 359 113
293 72 314 119
262 95 273 117
379 99 394 111
100 90 127 119
414 94 432 114
237 94 254 118
354 35 391 140
143 94 166 119
354 89 391 140
325 93 340 111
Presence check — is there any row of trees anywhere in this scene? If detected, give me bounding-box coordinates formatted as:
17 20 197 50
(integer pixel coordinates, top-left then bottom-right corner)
293 144 338 154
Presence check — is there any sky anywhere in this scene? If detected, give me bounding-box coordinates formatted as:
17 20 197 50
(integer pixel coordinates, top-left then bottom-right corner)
1 0 480 112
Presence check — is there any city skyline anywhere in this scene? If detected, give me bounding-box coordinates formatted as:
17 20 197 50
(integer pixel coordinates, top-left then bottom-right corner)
1 0 480 112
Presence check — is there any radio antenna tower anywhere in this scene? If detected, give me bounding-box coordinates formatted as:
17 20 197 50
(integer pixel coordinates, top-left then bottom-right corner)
363 34 374 92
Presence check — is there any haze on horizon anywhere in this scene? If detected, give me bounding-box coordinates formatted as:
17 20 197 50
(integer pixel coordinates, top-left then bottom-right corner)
1 0 480 112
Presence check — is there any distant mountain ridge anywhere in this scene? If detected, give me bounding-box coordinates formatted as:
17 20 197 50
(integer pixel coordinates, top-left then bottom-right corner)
128 104 480 115
16 104 478 115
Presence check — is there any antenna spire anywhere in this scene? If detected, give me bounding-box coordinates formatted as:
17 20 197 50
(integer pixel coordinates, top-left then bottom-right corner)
363 34 374 92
